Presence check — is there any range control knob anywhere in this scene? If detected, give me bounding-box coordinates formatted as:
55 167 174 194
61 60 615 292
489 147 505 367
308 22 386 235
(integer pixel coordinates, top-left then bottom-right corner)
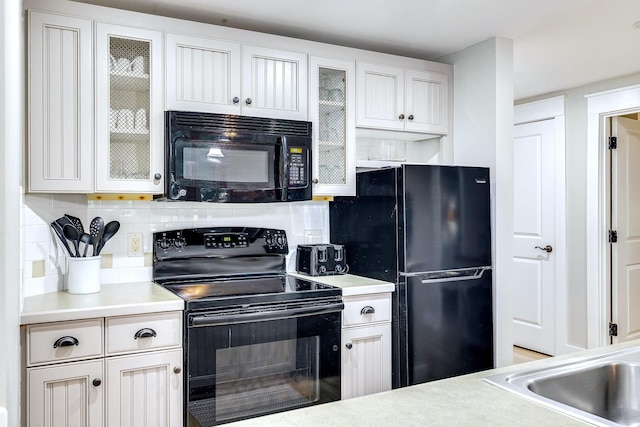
275 234 286 247
158 235 172 250
264 234 274 246
173 237 186 250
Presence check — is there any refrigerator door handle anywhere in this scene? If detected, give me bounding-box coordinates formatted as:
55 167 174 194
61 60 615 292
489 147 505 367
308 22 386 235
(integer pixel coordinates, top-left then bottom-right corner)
402 266 491 284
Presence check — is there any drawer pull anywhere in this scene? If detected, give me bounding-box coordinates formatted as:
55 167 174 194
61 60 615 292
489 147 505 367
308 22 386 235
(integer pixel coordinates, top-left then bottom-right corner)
360 306 375 315
134 328 157 339
92 378 102 387
346 343 353 350
53 336 79 348
173 366 182 374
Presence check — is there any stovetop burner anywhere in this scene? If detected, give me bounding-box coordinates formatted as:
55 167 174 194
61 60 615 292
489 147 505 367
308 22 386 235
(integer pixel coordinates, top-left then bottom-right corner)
152 227 342 311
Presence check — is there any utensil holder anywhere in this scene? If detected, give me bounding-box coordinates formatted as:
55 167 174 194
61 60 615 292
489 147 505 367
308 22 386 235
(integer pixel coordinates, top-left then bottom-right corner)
67 256 101 294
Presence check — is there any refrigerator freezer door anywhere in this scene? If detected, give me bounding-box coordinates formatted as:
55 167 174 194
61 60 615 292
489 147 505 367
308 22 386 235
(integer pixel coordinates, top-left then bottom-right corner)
402 165 491 273
403 268 493 386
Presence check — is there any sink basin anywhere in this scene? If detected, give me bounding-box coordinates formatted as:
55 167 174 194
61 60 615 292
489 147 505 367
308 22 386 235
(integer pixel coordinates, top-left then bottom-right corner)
484 346 640 426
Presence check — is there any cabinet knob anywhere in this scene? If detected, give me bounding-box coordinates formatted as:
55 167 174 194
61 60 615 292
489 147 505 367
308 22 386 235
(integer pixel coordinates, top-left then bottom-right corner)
408 115 414 121
92 378 102 387
399 114 405 120
233 96 240 104
312 178 319 184
245 98 252 105
360 306 375 315
173 366 182 374
154 173 162 181
345 343 353 350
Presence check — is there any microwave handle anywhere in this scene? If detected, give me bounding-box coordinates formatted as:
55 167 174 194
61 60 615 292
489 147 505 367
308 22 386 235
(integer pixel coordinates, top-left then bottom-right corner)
278 136 289 201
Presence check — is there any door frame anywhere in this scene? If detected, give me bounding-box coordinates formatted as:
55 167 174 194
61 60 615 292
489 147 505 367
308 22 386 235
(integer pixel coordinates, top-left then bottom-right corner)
514 96 568 354
586 84 640 347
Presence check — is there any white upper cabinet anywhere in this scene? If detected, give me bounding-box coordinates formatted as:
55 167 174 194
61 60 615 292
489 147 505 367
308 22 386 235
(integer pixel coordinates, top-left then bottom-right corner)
95 23 164 193
166 35 307 120
357 63 448 135
28 11 94 192
309 56 356 197
242 45 307 120
165 34 241 114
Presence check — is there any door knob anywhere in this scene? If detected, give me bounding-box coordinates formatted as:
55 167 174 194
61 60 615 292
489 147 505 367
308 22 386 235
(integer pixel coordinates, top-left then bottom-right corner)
535 245 553 253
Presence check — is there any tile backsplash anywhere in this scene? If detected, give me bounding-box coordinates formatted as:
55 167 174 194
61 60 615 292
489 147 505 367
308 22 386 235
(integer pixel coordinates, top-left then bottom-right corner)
22 194 329 297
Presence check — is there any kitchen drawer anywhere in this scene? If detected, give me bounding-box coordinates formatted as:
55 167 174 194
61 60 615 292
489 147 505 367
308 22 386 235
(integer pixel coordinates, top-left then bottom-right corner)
27 319 104 366
342 293 391 327
106 311 182 355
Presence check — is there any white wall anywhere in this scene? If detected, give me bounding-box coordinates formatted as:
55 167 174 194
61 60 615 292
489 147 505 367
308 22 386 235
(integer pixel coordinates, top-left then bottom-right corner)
1 0 24 424
440 37 515 367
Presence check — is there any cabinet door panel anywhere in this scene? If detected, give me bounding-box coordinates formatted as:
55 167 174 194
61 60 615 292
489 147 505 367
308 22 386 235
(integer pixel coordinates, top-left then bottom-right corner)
405 69 448 134
242 46 307 120
95 23 164 193
28 11 93 192
166 33 241 114
106 349 182 427
341 324 391 400
28 360 103 427
309 56 356 197
356 63 404 131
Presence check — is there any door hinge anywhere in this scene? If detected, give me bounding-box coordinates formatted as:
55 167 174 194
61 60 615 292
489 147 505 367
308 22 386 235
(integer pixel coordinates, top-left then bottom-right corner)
609 230 618 243
609 136 618 149
609 322 618 337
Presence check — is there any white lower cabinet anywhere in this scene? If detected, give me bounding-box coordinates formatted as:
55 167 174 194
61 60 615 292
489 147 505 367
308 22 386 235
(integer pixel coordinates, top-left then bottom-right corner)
106 350 182 427
341 293 392 399
25 312 183 427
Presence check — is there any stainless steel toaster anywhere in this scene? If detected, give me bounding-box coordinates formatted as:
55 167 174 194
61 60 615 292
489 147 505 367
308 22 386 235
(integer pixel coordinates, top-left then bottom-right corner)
296 244 347 276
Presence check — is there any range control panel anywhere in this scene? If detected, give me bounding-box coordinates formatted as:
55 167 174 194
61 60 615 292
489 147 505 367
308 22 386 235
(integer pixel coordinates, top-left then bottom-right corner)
204 232 249 249
153 227 289 261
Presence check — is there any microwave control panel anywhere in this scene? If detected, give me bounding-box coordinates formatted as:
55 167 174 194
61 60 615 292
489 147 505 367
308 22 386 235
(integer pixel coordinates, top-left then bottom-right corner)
288 147 308 187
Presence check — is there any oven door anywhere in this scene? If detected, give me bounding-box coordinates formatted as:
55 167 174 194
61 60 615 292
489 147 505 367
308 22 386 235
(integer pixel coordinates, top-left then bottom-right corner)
186 302 342 426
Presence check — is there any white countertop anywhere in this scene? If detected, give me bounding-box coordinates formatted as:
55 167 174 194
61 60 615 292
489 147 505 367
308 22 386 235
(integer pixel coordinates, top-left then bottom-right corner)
227 341 640 426
290 273 395 296
20 281 184 324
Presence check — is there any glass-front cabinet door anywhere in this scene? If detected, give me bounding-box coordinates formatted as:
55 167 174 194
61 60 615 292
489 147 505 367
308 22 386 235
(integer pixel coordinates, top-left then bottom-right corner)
95 23 164 193
309 57 356 197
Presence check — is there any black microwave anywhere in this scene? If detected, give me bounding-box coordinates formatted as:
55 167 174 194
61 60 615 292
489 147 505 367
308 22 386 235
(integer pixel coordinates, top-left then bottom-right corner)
165 111 312 202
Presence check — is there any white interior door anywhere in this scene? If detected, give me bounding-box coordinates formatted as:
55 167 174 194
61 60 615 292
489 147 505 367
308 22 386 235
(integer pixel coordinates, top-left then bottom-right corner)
512 119 557 355
611 116 640 344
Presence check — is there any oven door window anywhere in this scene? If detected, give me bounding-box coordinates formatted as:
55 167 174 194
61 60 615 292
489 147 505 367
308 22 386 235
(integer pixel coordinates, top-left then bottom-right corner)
175 139 278 190
187 312 340 426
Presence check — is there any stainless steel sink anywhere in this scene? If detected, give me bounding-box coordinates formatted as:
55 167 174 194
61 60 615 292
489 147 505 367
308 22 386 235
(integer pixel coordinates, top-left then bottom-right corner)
484 346 640 426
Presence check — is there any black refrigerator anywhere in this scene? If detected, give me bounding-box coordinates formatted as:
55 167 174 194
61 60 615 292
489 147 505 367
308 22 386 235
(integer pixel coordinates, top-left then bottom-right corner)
330 164 494 388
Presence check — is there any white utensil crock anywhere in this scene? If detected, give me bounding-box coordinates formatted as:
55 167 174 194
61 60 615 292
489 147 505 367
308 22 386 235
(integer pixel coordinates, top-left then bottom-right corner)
67 256 101 294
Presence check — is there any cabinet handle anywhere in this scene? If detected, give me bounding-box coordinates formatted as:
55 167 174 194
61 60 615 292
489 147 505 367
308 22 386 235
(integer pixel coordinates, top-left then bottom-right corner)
173 366 182 374
134 328 157 339
345 343 353 350
154 173 162 180
408 115 414 121
360 306 375 315
53 336 79 348
245 98 252 105
233 96 240 104
92 378 102 387
399 114 405 120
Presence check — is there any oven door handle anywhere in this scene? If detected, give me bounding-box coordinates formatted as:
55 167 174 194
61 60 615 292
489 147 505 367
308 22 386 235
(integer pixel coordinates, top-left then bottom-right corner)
190 302 344 327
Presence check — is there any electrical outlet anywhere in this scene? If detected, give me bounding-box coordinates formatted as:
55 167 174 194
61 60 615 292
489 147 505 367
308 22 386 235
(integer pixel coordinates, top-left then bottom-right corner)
128 232 143 257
